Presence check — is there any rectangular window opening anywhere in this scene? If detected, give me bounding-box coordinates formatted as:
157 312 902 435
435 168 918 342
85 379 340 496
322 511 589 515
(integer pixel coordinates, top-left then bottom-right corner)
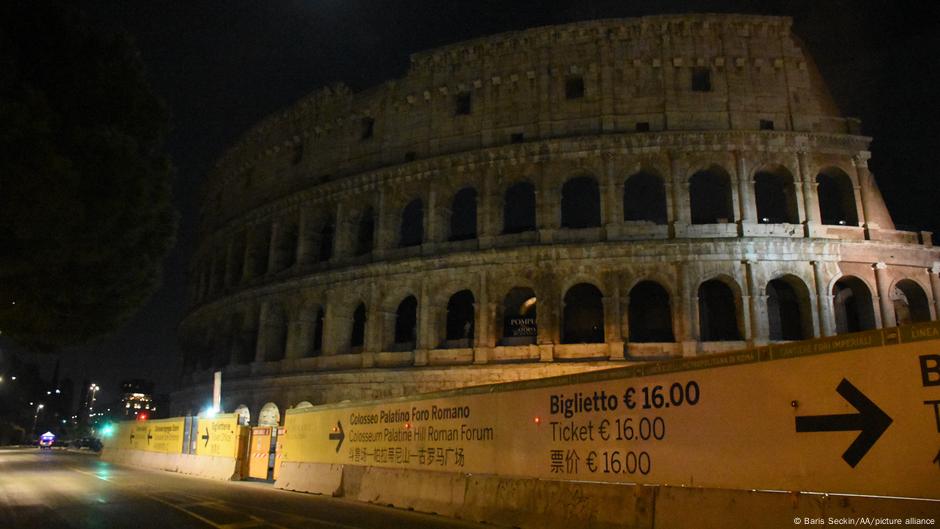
455 92 472 115
565 76 585 99
510 132 525 144
360 117 375 140
404 151 416 162
759 119 775 131
692 67 712 92
635 122 650 132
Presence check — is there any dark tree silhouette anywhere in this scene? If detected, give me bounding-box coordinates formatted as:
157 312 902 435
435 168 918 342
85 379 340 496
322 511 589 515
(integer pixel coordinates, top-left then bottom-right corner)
0 2 177 351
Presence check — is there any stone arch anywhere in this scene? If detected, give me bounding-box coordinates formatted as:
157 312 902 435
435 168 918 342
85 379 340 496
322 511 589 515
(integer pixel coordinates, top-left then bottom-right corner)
501 286 537 345
350 303 367 352
449 187 478 241
698 277 742 341
393 295 418 349
274 218 299 271
766 275 813 340
628 280 674 342
817 167 859 226
892 279 931 324
503 180 536 234
689 165 734 224
562 282 605 344
298 302 324 357
260 303 288 362
355 206 375 256
561 175 601 229
234 405 250 426
754 165 799 224
832 275 876 334
258 402 280 426
444 289 475 347
623 170 667 224
400 198 424 247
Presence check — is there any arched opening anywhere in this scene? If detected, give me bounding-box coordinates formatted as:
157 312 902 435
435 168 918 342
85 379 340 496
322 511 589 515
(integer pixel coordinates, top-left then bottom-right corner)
503 181 536 234
445 290 475 347
231 312 257 365
350 303 366 352
250 223 271 277
501 287 537 345
689 166 734 224
318 219 334 262
893 279 931 325
294 401 314 409
234 405 250 426
628 281 674 342
562 283 605 344
301 305 324 357
767 277 812 340
394 295 418 348
817 168 859 226
262 304 288 362
754 166 799 224
623 171 667 224
258 402 280 427
833 276 876 334
561 176 601 229
274 221 298 271
449 187 478 241
400 199 424 247
698 279 741 341
355 207 375 256
229 234 245 285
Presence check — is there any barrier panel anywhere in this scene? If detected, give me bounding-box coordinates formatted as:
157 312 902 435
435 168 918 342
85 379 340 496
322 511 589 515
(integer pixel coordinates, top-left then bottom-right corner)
273 426 286 481
248 427 273 480
280 322 940 503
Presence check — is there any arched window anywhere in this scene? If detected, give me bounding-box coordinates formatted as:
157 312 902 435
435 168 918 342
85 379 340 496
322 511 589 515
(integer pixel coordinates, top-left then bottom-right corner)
304 307 323 356
562 283 605 344
501 287 537 345
767 277 811 340
833 276 876 334
754 166 799 224
445 290 475 346
623 171 667 224
561 176 601 229
258 402 280 427
355 207 375 256
250 223 271 277
275 221 298 271
261 304 288 361
503 181 536 234
817 168 858 226
394 295 418 346
400 199 424 247
234 405 250 426
689 166 734 224
350 303 366 351
318 220 334 262
893 279 931 325
698 279 740 341
628 281 674 342
449 187 478 241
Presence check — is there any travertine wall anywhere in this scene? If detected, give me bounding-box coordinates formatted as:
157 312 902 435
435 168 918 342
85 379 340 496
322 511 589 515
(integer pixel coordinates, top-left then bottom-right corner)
175 14 940 419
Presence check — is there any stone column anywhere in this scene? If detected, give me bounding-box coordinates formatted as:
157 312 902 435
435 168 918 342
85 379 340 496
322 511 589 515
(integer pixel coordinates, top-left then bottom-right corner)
254 302 270 363
478 168 497 248
678 262 697 355
375 188 390 258
332 202 350 258
854 153 879 229
535 273 557 362
929 264 940 319
736 152 756 224
599 39 615 132
222 239 235 288
670 154 690 226
798 152 821 236
241 229 255 283
426 187 439 246
603 284 625 360
321 293 339 356
745 259 766 343
874 262 896 328
296 209 312 266
266 220 280 274
812 261 834 336
604 154 621 229
288 319 311 360
415 282 432 365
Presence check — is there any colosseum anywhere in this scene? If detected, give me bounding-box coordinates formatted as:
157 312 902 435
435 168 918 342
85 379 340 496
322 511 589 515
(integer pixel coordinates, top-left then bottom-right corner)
173 14 940 422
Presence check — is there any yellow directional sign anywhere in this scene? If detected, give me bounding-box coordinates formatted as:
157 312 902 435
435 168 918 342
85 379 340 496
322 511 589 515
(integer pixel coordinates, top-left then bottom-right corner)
284 323 940 499
195 414 240 458
142 418 185 453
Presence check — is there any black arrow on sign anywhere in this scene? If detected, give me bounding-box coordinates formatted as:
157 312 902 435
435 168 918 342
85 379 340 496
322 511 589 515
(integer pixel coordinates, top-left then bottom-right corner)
795 378 892 468
202 428 210 447
328 421 344 453
147 431 153 445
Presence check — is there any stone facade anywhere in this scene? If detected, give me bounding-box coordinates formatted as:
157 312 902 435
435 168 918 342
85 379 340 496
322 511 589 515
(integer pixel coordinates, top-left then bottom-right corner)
174 15 940 422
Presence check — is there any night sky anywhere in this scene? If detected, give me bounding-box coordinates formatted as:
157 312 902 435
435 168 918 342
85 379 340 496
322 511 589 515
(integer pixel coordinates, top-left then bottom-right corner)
11 1 940 405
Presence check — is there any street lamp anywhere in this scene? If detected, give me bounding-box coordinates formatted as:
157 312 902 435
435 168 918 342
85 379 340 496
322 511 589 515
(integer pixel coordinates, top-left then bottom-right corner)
88 384 100 416
32 404 44 438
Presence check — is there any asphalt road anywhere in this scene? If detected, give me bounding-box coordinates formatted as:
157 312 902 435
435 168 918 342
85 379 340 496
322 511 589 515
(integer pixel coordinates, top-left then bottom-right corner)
0 447 496 529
